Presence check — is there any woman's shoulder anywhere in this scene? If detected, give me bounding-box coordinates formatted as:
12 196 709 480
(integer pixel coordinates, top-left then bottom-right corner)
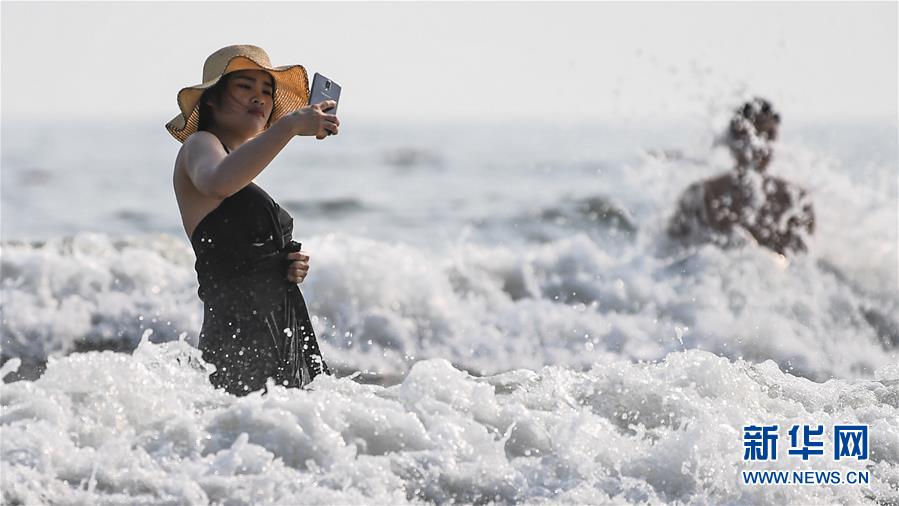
183 130 220 150
177 131 226 165
175 131 225 180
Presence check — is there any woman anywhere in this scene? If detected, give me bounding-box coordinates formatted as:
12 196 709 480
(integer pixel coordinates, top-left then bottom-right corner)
166 45 339 395
667 98 815 255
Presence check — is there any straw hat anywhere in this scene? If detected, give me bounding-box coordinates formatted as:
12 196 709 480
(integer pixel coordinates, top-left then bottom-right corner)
165 45 309 143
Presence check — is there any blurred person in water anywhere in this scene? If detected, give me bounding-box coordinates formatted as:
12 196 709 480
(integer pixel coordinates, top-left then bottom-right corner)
167 45 339 395
667 97 815 255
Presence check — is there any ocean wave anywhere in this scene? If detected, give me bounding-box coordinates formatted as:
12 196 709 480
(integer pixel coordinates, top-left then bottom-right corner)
1 233 201 378
306 233 896 381
4 231 893 384
1 341 896 504
536 195 637 232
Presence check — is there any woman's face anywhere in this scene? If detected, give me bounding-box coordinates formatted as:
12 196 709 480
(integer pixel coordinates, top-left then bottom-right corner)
208 69 275 136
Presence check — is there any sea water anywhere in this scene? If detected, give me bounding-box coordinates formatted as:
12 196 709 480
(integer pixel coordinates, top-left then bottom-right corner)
1 116 897 504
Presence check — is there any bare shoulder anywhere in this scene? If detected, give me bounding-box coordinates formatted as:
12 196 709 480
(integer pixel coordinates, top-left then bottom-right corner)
184 130 219 146
174 133 216 193
182 131 222 159
174 132 212 170
176 131 228 193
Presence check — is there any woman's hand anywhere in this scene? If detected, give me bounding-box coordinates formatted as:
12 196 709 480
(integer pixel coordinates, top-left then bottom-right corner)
289 101 340 139
286 250 310 283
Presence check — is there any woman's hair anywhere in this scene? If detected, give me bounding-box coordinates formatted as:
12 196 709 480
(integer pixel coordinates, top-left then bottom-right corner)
197 74 230 133
197 72 278 133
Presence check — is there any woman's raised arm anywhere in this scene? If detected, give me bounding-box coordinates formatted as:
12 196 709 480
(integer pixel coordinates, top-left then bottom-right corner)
182 101 339 199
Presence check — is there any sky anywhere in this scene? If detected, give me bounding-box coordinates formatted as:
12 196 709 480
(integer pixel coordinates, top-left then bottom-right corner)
1 1 897 124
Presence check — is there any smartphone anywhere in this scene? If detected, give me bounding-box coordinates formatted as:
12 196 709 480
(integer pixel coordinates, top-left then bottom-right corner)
309 73 341 114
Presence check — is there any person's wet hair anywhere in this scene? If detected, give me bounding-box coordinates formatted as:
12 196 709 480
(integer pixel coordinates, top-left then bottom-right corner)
723 97 781 170
729 97 780 141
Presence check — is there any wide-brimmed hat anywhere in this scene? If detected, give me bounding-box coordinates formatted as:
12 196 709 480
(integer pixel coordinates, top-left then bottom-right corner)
165 45 309 143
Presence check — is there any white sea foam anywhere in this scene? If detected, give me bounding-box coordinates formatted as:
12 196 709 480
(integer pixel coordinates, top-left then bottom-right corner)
1 340 896 505
2 119 896 503
2 227 896 382
1 233 201 363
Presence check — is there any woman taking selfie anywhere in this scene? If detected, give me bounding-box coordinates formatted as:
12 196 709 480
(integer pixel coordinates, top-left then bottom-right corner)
166 45 339 395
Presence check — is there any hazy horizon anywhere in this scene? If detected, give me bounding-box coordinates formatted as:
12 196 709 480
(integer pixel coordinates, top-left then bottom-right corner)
2 2 896 125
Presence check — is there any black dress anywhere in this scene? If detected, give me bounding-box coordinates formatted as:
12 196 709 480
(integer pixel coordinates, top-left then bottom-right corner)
189 143 330 395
